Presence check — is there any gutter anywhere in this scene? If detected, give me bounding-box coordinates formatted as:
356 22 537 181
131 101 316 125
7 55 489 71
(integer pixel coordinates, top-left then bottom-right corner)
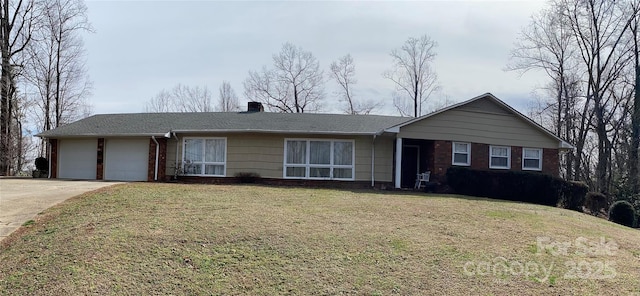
151 136 159 181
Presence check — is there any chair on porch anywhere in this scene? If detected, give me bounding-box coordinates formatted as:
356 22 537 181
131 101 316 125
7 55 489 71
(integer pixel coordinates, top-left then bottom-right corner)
414 171 431 189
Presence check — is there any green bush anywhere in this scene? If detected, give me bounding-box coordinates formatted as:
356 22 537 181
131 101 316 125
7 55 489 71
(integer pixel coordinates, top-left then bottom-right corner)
558 181 589 212
446 167 563 206
34 157 48 171
234 172 261 183
608 201 637 228
584 192 608 215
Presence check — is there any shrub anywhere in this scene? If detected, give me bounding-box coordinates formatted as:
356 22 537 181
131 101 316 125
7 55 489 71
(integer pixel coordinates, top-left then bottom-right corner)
584 192 608 215
558 181 589 212
34 157 48 171
235 172 261 183
608 201 637 228
446 167 562 206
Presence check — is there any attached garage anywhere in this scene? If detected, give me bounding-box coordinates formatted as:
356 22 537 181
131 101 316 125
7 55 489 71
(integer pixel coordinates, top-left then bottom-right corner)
58 139 97 179
104 138 149 181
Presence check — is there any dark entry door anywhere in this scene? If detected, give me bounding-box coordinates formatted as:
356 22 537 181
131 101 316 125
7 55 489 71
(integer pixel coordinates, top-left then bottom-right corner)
401 145 419 188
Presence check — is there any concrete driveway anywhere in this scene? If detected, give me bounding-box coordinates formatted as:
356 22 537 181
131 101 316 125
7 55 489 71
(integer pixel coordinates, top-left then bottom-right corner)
0 178 121 242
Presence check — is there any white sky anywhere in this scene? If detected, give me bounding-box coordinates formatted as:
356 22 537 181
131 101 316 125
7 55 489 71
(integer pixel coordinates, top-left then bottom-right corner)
83 0 549 115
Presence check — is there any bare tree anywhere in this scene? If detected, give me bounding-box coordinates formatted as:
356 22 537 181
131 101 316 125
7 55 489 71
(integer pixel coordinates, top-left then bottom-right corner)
144 84 214 112
1 0 40 175
24 0 92 132
510 0 639 196
244 42 324 113
383 35 439 117
561 0 638 194
218 81 239 112
628 0 640 193
329 54 380 115
507 6 589 181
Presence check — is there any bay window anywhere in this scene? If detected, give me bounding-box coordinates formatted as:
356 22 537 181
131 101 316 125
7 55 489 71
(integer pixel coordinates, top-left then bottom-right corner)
183 138 226 176
284 139 354 180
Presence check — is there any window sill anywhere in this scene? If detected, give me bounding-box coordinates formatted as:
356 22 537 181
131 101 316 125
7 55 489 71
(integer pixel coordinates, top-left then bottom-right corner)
283 176 355 181
522 168 542 171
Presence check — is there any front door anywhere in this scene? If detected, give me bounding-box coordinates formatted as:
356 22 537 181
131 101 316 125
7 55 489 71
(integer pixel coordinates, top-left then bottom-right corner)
401 145 420 188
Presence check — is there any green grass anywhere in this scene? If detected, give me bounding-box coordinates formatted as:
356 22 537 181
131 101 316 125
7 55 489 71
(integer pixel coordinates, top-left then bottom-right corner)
21 220 35 227
0 183 639 295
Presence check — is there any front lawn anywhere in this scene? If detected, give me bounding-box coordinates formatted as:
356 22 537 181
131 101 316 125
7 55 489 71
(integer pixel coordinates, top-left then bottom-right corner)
0 183 638 295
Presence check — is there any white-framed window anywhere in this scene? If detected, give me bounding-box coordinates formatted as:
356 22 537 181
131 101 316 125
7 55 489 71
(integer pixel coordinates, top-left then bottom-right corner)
522 148 543 171
452 142 471 166
489 146 511 169
284 139 354 180
182 137 226 176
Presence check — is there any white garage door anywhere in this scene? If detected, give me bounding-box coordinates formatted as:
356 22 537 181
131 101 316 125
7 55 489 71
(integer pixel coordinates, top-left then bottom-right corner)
104 138 149 181
58 139 97 179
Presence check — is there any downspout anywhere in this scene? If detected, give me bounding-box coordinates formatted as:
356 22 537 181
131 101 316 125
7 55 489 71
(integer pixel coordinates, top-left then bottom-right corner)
371 135 376 188
173 132 179 179
151 136 159 181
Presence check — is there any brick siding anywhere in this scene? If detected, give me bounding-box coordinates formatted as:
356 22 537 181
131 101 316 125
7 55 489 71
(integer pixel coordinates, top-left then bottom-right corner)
96 138 104 180
542 148 559 177
429 140 560 184
178 176 393 189
470 143 489 170
49 139 58 178
148 138 168 181
431 140 451 183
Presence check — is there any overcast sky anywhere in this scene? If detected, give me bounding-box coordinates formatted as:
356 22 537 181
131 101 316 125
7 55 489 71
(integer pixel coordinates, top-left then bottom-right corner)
83 0 549 116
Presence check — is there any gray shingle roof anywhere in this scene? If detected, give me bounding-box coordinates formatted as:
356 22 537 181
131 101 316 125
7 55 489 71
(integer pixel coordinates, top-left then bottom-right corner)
36 112 410 138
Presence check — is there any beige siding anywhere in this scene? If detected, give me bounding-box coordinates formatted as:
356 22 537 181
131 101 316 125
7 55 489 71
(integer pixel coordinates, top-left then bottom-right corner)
458 98 511 115
166 133 394 182
166 137 179 177
399 108 559 149
373 136 395 182
227 134 284 178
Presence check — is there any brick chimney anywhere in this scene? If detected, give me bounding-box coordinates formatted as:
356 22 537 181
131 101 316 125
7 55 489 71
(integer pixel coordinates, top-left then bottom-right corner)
247 101 264 112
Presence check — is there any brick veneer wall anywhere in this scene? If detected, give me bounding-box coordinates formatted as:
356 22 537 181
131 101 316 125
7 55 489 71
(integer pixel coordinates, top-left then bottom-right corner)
542 148 559 177
49 139 58 178
96 138 104 180
430 140 560 183
147 138 168 181
512 146 523 171
432 140 451 183
178 176 393 189
470 143 489 170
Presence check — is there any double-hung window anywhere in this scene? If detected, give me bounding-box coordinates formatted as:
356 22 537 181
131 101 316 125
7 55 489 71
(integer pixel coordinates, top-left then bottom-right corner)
284 139 354 180
452 142 471 166
522 148 543 171
183 138 226 176
489 146 510 169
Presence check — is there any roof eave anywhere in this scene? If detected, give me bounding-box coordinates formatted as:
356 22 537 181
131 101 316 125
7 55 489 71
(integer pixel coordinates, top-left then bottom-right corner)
35 133 168 138
171 129 380 136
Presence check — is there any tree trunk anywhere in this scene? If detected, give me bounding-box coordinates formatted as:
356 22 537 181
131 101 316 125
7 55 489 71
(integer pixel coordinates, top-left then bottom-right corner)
594 100 609 194
0 53 10 175
630 64 640 193
0 0 11 175
55 27 62 127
